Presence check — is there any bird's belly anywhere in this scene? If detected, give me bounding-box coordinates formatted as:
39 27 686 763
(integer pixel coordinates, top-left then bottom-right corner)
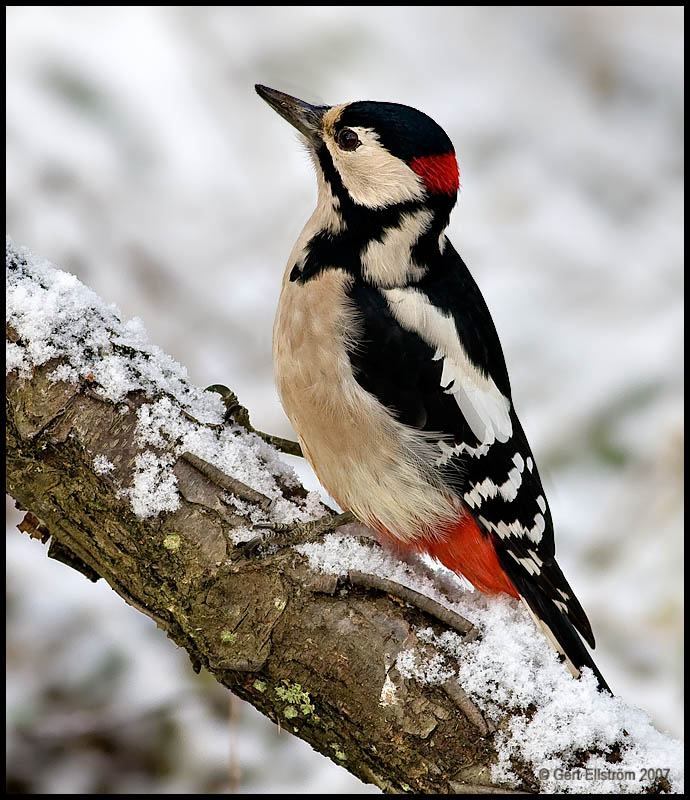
273 270 385 507
273 269 458 541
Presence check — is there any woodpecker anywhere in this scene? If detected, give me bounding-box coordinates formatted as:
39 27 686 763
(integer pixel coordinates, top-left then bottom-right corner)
256 84 610 693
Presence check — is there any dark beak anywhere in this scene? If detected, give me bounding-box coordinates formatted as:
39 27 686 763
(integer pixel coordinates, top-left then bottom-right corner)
255 84 326 144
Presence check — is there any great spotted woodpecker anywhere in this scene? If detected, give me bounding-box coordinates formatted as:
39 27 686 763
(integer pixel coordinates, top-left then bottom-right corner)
256 84 610 693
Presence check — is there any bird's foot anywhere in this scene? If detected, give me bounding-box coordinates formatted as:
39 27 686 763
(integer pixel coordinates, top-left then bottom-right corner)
205 384 303 456
241 510 356 557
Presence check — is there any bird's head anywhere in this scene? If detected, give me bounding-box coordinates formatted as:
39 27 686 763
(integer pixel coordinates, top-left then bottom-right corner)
256 85 459 215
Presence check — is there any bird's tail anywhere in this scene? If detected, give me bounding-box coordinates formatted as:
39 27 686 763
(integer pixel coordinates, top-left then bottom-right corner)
404 513 611 693
505 561 612 694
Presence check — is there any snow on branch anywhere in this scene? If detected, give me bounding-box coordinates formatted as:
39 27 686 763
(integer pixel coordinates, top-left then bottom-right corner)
5 238 683 794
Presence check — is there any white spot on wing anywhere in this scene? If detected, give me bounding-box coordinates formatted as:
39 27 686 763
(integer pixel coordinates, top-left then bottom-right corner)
437 439 490 465
440 357 457 391
520 557 540 576
534 513 546 538
505 466 522 499
463 463 524 508
507 550 541 575
478 511 546 544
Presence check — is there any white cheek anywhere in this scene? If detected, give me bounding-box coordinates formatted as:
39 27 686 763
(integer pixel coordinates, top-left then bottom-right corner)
325 129 426 208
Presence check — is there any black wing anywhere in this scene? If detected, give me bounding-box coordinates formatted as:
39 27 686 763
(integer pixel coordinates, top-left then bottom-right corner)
346 243 608 690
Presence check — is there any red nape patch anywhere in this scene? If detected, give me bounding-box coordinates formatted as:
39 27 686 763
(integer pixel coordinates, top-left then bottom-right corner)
409 153 459 195
416 515 518 597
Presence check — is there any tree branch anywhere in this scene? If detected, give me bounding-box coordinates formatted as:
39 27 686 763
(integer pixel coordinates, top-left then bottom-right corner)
5 240 680 794
6 354 522 793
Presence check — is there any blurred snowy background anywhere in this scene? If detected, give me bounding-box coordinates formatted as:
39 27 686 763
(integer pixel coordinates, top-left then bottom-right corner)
6 5 683 793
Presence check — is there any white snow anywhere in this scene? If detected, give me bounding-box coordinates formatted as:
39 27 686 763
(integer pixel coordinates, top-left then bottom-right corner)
395 647 455 687
5 238 222 417
92 454 115 475
129 451 181 519
10 236 682 791
6 238 321 526
133 396 318 526
298 533 683 794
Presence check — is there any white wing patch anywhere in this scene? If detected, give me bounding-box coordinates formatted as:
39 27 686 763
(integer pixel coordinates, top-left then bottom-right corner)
507 550 544 576
383 288 513 457
436 438 489 462
464 450 527 508
478 512 546 545
464 467 522 508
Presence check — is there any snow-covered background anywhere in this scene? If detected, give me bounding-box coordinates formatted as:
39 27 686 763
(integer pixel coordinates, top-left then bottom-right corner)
6 6 683 794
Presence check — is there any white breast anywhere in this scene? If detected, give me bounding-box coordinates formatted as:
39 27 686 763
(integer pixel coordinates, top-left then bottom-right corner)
273 261 459 543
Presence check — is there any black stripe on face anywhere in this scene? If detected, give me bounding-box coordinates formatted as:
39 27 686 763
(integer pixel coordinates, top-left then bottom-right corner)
293 145 453 285
316 139 455 221
315 143 426 224
292 146 426 284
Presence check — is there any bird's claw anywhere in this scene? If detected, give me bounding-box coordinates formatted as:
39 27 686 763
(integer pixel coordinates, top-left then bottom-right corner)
239 511 356 558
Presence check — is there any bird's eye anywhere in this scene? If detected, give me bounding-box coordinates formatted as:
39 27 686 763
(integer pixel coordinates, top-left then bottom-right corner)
336 128 361 151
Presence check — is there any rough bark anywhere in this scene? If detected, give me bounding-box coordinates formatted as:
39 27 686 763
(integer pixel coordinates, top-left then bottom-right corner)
6 349 541 794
